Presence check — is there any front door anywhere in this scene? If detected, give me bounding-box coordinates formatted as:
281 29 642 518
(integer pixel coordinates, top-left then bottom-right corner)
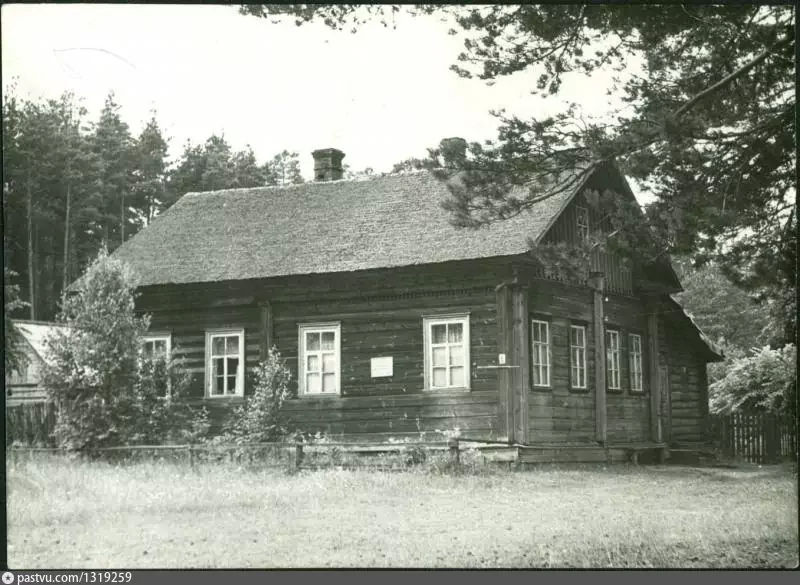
658 365 671 444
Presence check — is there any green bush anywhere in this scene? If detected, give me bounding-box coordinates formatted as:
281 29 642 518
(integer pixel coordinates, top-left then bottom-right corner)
43 248 205 451
709 344 797 416
220 347 294 444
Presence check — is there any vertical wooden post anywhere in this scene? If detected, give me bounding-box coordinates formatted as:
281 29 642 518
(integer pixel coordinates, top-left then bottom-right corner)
259 300 273 361
496 283 515 443
512 285 530 444
646 299 662 443
188 444 195 469
590 272 606 444
448 438 460 468
295 440 304 470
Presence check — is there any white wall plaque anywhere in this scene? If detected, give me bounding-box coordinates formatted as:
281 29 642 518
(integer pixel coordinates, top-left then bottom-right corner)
498 353 506 365
371 356 393 378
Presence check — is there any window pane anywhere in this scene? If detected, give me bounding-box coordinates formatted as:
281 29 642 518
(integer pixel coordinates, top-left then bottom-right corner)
227 358 239 378
142 342 153 358
432 346 447 367
534 367 543 386
154 340 167 357
448 323 463 343
322 373 336 393
322 352 336 373
321 331 335 350
449 345 464 366
226 335 239 356
306 332 320 351
450 366 465 387
226 375 237 394
306 373 321 393
214 375 225 395
212 337 225 355
213 357 224 377
432 324 446 344
307 354 320 372
432 367 447 387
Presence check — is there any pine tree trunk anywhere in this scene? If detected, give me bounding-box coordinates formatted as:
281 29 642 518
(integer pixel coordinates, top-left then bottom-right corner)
26 171 35 320
62 179 71 292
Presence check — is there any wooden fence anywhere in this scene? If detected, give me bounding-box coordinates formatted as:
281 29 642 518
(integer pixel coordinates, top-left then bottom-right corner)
712 412 797 464
5 439 464 471
5 401 57 447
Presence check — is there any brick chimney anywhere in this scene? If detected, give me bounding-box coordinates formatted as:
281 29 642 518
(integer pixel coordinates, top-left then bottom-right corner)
312 148 345 182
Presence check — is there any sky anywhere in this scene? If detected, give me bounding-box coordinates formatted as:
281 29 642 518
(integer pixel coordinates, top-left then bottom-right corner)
2 4 639 187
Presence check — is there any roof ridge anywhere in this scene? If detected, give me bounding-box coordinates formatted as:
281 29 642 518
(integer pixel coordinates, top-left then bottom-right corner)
184 170 433 198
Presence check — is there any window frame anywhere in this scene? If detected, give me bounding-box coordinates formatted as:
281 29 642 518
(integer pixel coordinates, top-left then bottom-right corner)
569 323 588 391
141 333 172 362
141 333 173 397
530 318 551 388
423 313 471 392
576 205 590 242
629 332 644 393
606 328 621 390
205 329 245 398
298 322 342 397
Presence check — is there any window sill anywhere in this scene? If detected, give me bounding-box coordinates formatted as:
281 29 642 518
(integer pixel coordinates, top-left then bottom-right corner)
205 394 245 400
607 388 624 395
531 386 552 393
569 387 590 394
297 392 342 399
422 387 471 394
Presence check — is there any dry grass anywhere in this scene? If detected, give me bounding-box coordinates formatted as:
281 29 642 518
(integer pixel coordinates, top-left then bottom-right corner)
6 455 798 569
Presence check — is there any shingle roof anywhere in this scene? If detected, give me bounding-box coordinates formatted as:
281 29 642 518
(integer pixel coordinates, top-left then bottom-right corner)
663 297 725 362
13 320 69 365
111 168 593 287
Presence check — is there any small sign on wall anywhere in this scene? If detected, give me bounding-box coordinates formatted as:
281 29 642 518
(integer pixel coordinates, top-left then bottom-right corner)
371 356 393 378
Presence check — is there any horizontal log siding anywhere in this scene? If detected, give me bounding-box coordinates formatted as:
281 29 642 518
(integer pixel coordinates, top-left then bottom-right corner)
527 280 650 444
138 260 511 440
664 320 709 444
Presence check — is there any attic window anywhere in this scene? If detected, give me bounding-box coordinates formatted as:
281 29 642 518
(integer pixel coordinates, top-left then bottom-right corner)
576 206 589 242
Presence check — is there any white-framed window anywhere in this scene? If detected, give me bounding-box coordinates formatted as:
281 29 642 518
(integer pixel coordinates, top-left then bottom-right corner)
298 323 341 396
531 319 551 387
423 314 470 390
570 324 587 389
142 334 171 362
606 329 621 390
576 205 590 242
142 333 173 396
629 333 644 392
206 329 245 397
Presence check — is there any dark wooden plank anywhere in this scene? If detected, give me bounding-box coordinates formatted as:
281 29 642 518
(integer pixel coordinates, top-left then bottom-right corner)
646 302 661 443
259 301 273 360
590 272 606 443
496 283 514 442
512 284 530 443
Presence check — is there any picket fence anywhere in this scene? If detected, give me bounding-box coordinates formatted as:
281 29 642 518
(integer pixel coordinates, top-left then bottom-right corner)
711 412 797 464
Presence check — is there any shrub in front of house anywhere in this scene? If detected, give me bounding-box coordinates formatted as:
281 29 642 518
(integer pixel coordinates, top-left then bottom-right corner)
218 346 295 445
43 248 207 453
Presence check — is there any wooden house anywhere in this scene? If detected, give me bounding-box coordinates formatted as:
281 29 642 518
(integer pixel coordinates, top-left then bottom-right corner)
5 320 66 405
109 147 722 460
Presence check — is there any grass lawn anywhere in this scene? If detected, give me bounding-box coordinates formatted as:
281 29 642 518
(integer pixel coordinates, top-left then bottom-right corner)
6 456 798 569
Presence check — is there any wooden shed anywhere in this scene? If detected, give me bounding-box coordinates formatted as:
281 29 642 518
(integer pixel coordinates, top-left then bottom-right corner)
109 150 722 460
5 320 66 405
